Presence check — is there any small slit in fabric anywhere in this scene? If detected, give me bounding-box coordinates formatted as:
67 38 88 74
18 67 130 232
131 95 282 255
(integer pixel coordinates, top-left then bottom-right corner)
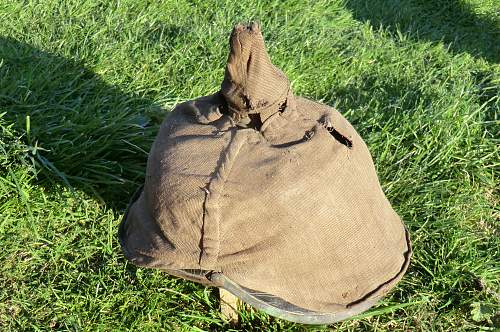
327 127 353 149
278 101 287 113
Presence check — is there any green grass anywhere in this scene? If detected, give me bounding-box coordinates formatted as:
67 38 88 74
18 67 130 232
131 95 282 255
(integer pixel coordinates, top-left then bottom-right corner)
0 0 498 330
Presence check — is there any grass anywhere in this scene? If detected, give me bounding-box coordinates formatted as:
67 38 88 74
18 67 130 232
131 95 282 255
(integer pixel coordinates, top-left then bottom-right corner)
0 0 498 330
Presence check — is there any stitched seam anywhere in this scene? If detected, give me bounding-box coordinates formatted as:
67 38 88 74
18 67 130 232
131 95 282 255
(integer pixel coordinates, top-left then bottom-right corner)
200 129 248 268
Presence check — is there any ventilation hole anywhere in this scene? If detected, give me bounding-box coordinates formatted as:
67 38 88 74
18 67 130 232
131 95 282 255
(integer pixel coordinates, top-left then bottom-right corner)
304 129 315 140
327 127 353 149
278 100 287 113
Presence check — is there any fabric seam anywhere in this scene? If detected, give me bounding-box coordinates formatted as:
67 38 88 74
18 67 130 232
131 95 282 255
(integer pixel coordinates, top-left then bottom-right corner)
199 129 249 269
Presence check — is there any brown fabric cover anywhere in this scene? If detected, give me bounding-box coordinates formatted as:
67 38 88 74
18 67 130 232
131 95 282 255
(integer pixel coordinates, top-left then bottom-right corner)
120 23 411 313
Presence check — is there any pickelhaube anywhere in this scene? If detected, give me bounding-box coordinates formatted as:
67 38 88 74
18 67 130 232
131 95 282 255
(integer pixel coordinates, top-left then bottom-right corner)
119 22 411 324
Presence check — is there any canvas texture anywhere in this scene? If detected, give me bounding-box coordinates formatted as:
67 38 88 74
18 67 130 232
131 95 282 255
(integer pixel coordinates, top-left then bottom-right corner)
120 23 412 313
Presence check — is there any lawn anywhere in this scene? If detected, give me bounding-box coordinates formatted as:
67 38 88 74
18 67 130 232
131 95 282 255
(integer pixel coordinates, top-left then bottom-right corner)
0 0 498 330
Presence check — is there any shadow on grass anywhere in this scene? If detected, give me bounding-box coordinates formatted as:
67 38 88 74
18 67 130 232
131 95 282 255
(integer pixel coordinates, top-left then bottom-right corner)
345 0 499 63
0 36 164 210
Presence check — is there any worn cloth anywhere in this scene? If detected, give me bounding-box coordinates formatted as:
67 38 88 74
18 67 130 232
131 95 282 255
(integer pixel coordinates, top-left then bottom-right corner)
120 23 411 313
